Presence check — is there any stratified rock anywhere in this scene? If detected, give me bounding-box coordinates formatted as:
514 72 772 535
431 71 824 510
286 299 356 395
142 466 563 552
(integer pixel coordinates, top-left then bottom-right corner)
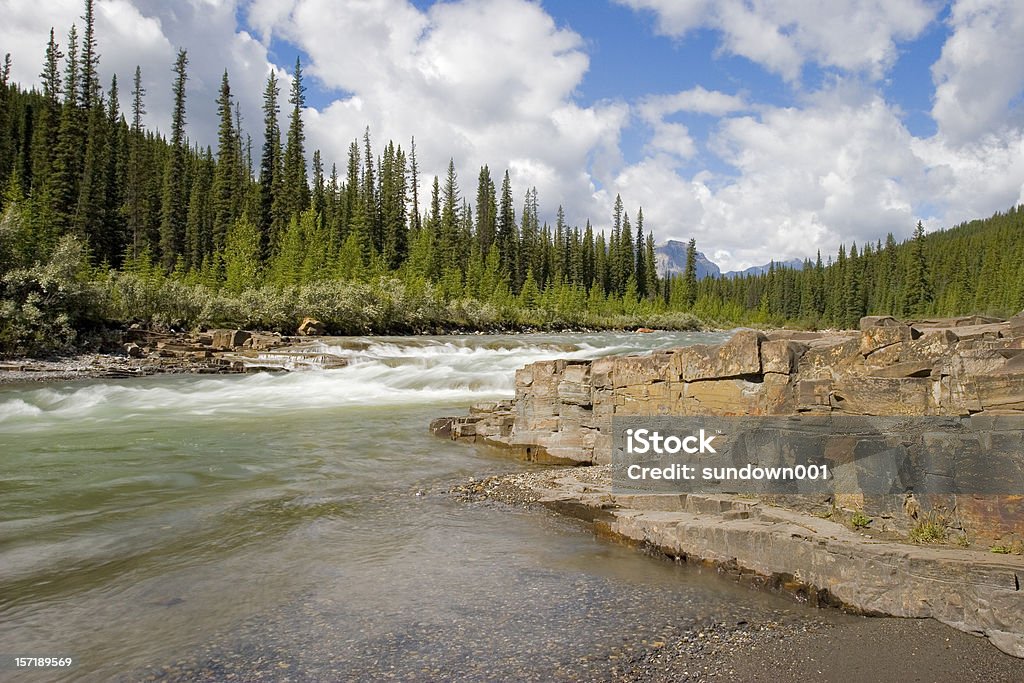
761 339 807 375
439 315 1024 538
212 329 251 349
674 329 765 380
860 323 914 356
859 315 903 330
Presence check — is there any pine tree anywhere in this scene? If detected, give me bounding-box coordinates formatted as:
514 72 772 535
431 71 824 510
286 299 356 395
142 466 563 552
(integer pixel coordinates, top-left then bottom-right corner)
634 208 647 298
684 238 698 308
361 127 380 252
258 71 282 260
100 75 126 265
282 57 309 221
185 147 214 269
905 220 932 316
0 55 10 204
438 158 460 271
50 24 83 233
211 70 240 253
496 170 516 282
79 0 101 110
474 165 496 257
408 137 421 234
124 65 147 259
159 49 189 269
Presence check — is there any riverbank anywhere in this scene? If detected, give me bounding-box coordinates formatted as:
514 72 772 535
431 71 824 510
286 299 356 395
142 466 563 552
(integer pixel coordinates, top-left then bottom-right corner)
451 467 1024 680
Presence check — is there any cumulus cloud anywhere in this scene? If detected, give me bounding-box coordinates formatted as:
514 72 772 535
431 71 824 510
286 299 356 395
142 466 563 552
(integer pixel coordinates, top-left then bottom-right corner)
0 0 277 149
931 0 1024 145
615 0 938 80
2 0 1023 274
622 78 1024 271
257 0 629 227
639 86 748 120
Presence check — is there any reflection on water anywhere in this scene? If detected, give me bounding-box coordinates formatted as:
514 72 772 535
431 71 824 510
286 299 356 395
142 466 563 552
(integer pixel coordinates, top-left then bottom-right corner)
0 331 841 681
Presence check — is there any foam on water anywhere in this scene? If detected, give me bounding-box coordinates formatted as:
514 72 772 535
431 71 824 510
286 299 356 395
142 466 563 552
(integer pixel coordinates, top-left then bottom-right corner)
0 332 724 433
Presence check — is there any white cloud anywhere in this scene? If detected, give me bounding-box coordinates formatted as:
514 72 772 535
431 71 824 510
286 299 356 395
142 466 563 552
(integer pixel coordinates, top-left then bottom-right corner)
615 0 938 80
259 0 629 226
639 86 748 120
0 0 277 151
2 0 1023 277
931 0 1024 145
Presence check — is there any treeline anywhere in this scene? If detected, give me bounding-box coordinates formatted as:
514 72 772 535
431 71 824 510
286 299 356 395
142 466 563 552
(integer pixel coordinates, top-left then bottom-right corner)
0 2 671 301
692 211 1024 328
0 0 1020 355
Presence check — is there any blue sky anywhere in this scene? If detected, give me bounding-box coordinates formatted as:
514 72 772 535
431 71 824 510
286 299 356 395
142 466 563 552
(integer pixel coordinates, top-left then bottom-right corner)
3 0 1023 269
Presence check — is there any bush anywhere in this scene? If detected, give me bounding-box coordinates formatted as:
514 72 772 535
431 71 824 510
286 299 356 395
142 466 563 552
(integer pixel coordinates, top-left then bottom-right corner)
0 235 102 356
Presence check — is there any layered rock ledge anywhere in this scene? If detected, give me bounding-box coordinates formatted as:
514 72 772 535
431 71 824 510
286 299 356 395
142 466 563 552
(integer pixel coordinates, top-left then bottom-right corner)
433 313 1024 657
0 323 347 383
462 466 1024 659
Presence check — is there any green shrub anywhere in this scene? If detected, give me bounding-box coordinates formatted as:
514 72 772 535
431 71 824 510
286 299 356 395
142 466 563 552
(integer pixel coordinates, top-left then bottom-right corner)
908 517 947 544
849 511 872 529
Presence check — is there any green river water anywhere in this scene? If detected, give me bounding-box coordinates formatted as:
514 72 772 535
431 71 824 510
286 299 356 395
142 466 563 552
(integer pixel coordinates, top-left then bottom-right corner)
1 332 853 681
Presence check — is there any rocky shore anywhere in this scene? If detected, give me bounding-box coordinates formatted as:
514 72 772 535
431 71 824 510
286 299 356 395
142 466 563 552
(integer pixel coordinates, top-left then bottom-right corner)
435 313 1024 659
450 467 1024 680
0 320 347 384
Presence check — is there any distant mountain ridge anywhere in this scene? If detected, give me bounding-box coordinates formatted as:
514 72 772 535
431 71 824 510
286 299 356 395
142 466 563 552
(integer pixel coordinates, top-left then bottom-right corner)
655 240 804 279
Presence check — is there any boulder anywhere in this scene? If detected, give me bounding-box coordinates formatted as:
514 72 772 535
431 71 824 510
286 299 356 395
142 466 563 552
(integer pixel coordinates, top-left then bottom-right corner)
212 329 251 349
860 323 914 356
123 342 144 358
297 318 325 336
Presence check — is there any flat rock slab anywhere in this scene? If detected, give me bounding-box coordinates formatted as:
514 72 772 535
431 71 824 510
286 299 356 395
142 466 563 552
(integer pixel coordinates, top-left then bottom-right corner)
521 467 1024 659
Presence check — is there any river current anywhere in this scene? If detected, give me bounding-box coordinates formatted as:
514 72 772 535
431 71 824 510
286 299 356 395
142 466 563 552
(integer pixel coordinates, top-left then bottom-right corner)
1 332 848 681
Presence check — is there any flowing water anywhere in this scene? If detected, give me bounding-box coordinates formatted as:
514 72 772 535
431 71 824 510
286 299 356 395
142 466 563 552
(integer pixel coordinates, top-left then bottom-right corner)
0 332 845 681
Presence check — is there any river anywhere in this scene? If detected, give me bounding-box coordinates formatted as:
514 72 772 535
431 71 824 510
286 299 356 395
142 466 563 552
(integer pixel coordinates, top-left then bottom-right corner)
1 331 851 681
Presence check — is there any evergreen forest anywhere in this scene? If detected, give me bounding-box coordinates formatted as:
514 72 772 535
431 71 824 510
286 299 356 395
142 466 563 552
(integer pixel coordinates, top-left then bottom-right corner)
0 1 1022 355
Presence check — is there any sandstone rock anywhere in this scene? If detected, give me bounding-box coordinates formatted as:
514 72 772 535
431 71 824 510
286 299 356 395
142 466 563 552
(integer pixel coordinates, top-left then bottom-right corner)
242 332 284 351
212 329 251 349
859 315 902 330
297 318 325 336
761 339 807 375
678 378 764 415
123 342 144 358
797 378 832 410
829 376 932 415
972 374 1024 411
612 352 673 388
674 329 765 381
429 417 457 438
798 337 862 379
860 323 913 356
867 361 934 378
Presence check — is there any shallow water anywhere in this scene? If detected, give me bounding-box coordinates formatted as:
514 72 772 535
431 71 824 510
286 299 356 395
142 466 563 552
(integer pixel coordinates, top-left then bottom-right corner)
0 331 847 681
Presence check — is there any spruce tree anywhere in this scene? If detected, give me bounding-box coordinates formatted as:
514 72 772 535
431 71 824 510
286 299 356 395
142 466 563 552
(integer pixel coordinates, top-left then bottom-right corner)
211 70 239 253
124 65 147 259
905 220 933 316
475 165 496 256
684 238 698 308
496 170 516 282
258 72 282 259
51 24 83 233
159 49 189 269
282 57 309 221
634 208 647 298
